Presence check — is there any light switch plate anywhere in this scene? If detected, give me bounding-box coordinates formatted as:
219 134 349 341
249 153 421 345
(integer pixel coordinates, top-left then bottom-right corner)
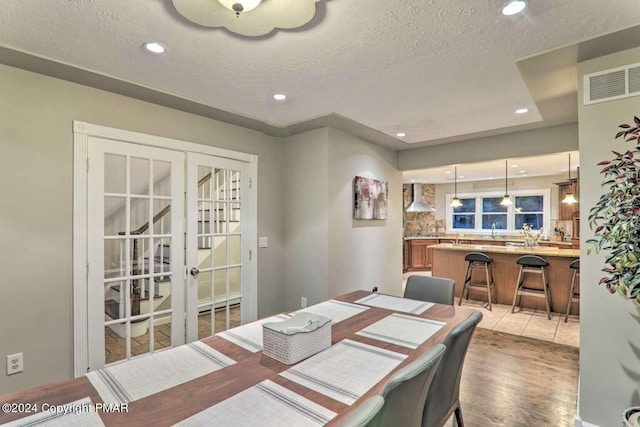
258 236 268 248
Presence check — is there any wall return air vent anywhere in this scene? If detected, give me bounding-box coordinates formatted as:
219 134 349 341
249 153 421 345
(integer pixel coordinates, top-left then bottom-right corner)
584 62 640 105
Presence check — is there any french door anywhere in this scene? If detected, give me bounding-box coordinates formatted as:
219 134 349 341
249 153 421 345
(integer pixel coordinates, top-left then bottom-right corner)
87 139 185 369
185 153 251 342
80 126 256 372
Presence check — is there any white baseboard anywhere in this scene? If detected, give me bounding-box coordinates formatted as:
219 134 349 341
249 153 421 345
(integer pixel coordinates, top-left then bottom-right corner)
575 416 600 427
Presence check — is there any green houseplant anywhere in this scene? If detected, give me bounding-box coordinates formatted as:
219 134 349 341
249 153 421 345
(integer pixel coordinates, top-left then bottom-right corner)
587 116 640 302
587 116 640 427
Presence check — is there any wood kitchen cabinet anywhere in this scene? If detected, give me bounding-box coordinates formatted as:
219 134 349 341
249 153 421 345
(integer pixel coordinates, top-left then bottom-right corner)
403 240 410 272
406 239 439 271
557 179 579 220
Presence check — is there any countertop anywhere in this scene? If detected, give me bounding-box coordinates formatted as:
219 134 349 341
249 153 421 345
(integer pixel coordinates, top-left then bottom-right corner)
404 235 575 246
429 242 579 258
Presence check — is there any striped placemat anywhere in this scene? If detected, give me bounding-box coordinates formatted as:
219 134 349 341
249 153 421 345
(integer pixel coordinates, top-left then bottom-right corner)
354 294 433 314
280 339 407 405
356 313 446 349
175 380 336 427
295 300 369 324
1 397 104 427
218 314 291 353
86 341 235 405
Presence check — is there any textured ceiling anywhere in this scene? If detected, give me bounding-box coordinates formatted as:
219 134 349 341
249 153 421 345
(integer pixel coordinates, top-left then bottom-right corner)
0 0 639 148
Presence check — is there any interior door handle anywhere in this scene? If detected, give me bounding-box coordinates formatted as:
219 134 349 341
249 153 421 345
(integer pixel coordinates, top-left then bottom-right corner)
190 267 200 278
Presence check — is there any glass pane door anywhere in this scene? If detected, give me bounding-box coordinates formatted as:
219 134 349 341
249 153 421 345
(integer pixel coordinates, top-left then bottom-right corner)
186 153 250 342
88 138 184 369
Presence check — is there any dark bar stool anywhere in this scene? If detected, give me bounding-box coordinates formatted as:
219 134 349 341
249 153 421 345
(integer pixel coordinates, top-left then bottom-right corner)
459 252 495 310
565 259 580 322
511 255 553 319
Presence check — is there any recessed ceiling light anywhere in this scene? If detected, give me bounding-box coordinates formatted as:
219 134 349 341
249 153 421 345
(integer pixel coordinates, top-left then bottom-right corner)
445 171 452 174
511 164 518 168
502 1 527 16
459 175 465 179
489 176 494 179
515 108 529 114
411 179 416 183
520 170 526 173
396 132 407 137
144 42 165 54
273 94 286 101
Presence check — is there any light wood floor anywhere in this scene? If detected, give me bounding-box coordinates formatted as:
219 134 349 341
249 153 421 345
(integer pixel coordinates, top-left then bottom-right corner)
455 328 579 426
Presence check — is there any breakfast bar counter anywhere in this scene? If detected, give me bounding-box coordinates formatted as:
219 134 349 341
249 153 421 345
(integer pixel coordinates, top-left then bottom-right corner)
431 243 580 314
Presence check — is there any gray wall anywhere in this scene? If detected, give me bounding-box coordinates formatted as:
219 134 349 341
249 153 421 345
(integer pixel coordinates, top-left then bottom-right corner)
398 123 578 171
282 128 403 311
283 128 330 310
327 128 403 298
578 47 640 426
0 63 285 394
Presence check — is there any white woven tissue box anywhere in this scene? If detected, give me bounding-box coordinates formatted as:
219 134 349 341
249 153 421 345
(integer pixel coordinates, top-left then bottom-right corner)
262 312 332 364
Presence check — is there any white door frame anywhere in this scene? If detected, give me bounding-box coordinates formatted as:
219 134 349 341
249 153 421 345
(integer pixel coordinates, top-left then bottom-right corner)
73 121 258 376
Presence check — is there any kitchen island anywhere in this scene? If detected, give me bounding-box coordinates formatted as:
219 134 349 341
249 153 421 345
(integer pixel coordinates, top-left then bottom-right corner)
431 243 580 314
404 235 577 272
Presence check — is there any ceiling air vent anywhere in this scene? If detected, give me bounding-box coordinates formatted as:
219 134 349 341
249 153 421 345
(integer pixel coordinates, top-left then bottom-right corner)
584 62 640 105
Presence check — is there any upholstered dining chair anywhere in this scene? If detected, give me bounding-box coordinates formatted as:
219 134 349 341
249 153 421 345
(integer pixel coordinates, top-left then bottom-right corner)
421 310 482 427
404 275 456 305
337 395 385 427
374 344 446 427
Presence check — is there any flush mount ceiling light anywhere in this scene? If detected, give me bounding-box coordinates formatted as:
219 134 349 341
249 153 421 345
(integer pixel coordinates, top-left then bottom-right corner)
515 108 529 114
218 0 262 16
562 153 578 204
396 132 407 137
500 160 513 206
172 0 320 37
450 166 463 208
273 93 286 101
502 0 527 16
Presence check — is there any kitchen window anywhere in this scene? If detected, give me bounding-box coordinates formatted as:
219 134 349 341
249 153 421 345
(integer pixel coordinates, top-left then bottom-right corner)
452 198 476 229
446 189 550 234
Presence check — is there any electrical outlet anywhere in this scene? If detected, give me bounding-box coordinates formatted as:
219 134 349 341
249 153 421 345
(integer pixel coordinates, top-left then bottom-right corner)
6 353 23 375
372 286 378 293
301 297 307 308
258 236 268 248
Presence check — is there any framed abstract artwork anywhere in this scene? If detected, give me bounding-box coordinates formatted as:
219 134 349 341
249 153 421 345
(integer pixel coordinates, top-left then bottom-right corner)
353 176 388 219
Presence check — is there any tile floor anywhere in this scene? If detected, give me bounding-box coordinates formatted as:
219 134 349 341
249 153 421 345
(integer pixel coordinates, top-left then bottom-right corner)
403 271 579 348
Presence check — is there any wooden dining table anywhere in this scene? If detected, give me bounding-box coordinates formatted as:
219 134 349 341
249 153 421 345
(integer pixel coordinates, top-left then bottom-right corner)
0 291 479 426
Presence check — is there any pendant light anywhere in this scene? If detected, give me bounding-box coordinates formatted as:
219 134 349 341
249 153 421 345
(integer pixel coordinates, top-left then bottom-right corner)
500 160 513 206
562 153 578 204
450 166 463 207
